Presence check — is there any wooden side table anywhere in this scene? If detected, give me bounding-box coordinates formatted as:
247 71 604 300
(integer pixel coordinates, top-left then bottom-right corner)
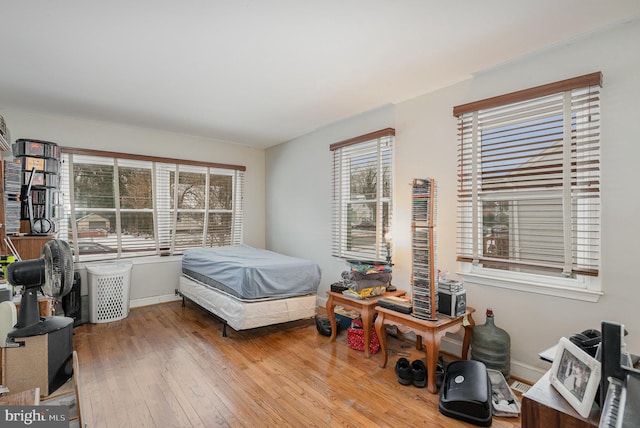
326 290 406 358
375 306 476 393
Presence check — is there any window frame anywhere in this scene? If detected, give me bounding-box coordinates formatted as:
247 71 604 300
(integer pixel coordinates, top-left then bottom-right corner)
453 73 603 302
60 147 245 262
330 128 394 262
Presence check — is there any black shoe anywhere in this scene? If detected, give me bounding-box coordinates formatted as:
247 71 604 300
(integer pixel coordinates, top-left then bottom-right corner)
411 359 427 388
315 316 332 337
395 357 413 385
436 356 446 389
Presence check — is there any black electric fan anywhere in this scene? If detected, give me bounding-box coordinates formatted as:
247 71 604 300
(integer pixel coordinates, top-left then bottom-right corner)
7 239 74 336
5 239 76 393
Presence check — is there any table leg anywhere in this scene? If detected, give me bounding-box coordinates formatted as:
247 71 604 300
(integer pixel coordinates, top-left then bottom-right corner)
327 294 337 343
375 314 389 368
461 312 475 359
361 308 373 358
422 331 441 394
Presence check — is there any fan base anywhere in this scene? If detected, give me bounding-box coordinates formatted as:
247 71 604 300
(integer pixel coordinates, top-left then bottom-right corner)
8 315 74 339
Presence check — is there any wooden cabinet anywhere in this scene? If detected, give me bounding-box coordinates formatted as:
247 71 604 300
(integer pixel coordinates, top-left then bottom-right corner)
7 235 52 260
521 370 599 427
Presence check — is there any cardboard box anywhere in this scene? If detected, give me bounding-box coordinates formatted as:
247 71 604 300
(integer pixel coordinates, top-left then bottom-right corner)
2 320 73 398
2 334 49 396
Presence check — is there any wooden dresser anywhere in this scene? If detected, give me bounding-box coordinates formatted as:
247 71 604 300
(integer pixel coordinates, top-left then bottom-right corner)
521 370 599 427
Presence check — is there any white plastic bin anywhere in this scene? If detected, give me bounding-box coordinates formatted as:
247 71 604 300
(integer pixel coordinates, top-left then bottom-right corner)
87 262 133 323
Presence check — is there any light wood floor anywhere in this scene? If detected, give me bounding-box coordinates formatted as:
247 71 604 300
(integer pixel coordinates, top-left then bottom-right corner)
73 301 523 427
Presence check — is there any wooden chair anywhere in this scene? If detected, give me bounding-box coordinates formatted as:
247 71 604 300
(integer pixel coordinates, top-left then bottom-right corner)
72 350 84 428
40 350 84 427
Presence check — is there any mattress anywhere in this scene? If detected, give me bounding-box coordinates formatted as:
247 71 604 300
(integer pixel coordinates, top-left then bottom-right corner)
179 275 317 331
182 244 321 300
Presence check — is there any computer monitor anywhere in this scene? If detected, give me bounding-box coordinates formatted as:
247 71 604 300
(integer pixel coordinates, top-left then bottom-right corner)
599 321 625 409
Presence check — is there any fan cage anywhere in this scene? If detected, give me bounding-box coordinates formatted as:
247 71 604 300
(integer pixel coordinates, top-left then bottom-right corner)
87 262 133 323
42 239 74 298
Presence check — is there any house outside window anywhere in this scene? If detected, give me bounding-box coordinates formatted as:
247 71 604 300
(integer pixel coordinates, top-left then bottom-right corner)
60 149 244 261
330 128 394 262
454 73 602 301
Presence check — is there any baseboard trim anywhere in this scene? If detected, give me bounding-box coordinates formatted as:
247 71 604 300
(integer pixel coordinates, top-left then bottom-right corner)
130 294 182 308
440 336 547 384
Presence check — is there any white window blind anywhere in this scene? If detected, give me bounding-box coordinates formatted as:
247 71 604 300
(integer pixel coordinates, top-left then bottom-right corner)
455 72 601 278
60 149 244 261
330 128 394 262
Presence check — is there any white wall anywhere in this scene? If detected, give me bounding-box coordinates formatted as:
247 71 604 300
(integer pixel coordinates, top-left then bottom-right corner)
0 108 266 304
266 18 640 382
265 105 394 288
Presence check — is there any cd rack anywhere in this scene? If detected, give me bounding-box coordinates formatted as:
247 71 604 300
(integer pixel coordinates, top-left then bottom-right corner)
411 178 438 320
3 160 22 236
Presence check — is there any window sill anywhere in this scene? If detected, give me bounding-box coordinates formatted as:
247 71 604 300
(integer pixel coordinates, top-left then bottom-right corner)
458 271 602 303
76 254 182 268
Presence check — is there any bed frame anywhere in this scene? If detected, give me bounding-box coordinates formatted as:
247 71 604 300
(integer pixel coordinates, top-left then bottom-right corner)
177 275 317 337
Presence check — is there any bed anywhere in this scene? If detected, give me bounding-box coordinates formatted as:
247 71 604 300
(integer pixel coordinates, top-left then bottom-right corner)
177 244 321 335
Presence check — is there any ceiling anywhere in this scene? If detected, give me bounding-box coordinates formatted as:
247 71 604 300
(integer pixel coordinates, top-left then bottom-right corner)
1 1 639 149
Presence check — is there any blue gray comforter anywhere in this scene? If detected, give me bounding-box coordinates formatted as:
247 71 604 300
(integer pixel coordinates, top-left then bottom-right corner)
182 244 321 300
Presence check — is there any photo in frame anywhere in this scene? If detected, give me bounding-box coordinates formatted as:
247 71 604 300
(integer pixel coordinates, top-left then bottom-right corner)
549 336 601 418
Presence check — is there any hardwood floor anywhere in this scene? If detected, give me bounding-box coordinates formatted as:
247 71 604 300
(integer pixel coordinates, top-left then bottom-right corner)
73 301 522 427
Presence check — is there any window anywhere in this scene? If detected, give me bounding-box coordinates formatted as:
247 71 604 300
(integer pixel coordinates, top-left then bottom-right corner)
60 148 244 261
454 73 602 299
330 128 394 261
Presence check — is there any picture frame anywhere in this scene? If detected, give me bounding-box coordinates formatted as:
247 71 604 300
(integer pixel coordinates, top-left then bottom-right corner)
549 336 601 418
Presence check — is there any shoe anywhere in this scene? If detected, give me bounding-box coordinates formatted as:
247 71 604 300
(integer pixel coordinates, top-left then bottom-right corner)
436 356 446 389
411 359 427 388
395 357 413 385
315 316 332 337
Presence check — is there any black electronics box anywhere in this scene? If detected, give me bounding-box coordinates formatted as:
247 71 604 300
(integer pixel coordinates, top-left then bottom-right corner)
439 360 492 426
0 287 11 303
437 289 466 317
62 272 86 327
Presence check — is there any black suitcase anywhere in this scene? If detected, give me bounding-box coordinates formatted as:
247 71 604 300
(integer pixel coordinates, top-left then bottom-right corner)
439 360 492 426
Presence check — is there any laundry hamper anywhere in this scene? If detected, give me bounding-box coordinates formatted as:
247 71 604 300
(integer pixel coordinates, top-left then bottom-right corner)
88 262 133 323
